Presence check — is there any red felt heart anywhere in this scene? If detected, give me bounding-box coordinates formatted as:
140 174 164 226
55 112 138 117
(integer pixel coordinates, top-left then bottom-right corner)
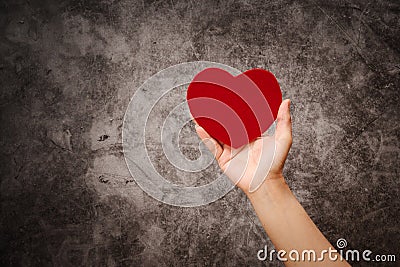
187 68 282 148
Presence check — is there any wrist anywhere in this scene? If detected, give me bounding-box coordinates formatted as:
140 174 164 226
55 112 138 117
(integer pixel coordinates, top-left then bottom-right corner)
246 174 292 204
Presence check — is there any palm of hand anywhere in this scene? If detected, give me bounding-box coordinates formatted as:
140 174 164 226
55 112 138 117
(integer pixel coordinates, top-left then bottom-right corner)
195 99 292 194
215 135 277 192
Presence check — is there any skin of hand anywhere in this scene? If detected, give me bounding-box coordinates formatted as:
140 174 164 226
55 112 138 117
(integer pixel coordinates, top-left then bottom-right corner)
195 99 292 194
195 99 350 267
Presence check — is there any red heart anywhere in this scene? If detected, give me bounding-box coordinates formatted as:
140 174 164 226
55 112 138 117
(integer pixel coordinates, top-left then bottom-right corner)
187 68 282 148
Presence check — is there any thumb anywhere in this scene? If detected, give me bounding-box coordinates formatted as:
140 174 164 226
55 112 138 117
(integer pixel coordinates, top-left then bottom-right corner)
275 99 292 147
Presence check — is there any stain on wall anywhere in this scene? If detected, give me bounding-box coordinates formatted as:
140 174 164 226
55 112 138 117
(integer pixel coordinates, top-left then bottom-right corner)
0 0 399 266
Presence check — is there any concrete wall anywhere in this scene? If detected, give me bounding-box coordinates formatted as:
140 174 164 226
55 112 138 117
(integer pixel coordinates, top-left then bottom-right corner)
0 0 399 266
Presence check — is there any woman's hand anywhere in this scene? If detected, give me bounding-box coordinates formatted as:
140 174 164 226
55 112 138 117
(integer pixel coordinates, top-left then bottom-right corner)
195 99 292 194
196 99 349 266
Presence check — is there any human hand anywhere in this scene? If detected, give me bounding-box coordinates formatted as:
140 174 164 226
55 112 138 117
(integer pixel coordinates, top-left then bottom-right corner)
195 99 292 195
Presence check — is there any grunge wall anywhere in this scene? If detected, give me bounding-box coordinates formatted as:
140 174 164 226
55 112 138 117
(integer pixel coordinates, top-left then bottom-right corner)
0 0 399 266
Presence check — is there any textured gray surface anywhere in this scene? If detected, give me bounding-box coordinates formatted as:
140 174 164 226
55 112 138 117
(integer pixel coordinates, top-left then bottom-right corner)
0 0 399 266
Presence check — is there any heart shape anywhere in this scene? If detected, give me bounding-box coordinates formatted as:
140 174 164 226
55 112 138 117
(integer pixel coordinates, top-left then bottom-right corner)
187 68 282 148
